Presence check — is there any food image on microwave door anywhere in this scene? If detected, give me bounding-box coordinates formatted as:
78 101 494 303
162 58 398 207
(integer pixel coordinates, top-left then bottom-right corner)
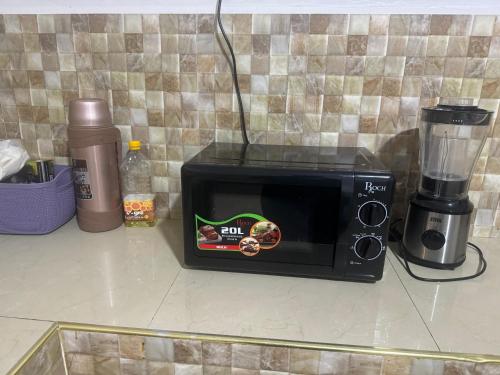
239 237 260 256
250 221 281 249
198 225 222 244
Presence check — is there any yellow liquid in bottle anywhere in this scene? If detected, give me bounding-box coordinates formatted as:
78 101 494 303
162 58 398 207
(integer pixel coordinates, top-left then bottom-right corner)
123 194 156 227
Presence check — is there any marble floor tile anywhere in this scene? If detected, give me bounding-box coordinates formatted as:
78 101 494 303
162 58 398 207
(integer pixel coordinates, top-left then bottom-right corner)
149 261 438 351
0 317 53 374
0 219 183 327
387 237 500 356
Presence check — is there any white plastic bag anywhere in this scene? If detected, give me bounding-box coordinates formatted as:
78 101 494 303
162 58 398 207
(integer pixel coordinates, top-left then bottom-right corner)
0 140 30 181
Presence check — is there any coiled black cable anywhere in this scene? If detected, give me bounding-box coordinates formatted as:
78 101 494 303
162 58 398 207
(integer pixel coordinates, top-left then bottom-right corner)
215 0 249 144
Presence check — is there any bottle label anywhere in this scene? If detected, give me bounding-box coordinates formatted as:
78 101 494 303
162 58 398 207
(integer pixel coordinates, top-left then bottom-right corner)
124 194 156 223
72 159 92 200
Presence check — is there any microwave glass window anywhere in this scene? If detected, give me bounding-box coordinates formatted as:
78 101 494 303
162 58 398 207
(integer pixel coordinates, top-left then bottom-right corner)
192 180 340 265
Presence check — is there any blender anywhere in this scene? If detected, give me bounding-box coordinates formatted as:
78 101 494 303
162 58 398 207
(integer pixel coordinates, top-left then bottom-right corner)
402 99 493 269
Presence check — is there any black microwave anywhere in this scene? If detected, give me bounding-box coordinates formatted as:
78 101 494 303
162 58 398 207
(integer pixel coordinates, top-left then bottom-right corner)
181 142 395 282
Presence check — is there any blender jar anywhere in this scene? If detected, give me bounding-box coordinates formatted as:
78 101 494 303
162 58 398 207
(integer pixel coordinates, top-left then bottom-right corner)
418 101 492 200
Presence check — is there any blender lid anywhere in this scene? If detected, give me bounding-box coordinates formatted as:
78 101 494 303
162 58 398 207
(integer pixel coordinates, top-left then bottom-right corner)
421 98 493 126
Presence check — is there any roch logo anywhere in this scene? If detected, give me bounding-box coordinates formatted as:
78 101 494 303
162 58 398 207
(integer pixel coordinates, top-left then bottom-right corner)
365 182 386 194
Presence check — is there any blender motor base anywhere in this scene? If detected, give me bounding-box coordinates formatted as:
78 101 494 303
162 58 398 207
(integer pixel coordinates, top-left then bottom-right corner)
402 196 471 269
401 248 466 270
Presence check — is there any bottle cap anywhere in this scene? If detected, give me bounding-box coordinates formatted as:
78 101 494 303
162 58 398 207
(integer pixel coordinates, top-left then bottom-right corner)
128 140 141 150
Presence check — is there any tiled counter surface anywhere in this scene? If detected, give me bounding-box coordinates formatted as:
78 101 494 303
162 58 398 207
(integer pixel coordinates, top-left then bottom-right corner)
0 219 497 373
387 238 500 355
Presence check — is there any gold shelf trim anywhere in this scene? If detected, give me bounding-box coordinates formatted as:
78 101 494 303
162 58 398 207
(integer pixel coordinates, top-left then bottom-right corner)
8 321 500 374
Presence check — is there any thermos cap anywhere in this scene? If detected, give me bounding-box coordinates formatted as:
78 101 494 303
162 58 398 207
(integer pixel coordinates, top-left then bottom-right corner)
68 98 112 127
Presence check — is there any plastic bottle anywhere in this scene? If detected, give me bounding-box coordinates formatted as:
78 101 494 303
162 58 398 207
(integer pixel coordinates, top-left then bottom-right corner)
120 140 156 227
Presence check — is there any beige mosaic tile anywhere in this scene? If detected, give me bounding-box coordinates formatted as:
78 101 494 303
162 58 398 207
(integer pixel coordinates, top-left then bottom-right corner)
17 329 486 375
18 332 65 375
0 13 499 233
260 346 289 372
289 348 320 374
174 339 202 365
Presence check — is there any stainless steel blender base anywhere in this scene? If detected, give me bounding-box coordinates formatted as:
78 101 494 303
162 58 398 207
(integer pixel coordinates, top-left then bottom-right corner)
402 201 471 269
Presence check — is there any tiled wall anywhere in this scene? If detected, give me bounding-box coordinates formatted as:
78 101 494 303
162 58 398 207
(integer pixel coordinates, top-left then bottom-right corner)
57 330 500 375
0 14 500 235
15 331 65 375
11 327 500 374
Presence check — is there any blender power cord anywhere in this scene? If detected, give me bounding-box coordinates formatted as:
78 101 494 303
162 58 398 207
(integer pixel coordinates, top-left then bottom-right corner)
215 0 249 145
389 219 487 282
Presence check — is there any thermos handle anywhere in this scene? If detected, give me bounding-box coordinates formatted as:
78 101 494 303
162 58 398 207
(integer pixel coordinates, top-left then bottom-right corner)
114 128 122 166
113 128 123 199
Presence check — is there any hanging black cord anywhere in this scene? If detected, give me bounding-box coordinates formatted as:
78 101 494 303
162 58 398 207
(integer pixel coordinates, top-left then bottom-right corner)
215 0 249 144
389 219 487 282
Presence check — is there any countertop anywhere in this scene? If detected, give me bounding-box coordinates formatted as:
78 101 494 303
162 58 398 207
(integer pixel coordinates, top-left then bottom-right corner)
0 219 498 373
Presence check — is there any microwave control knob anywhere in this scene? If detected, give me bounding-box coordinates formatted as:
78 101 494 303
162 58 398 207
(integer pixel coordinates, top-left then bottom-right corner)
358 201 387 226
354 236 383 261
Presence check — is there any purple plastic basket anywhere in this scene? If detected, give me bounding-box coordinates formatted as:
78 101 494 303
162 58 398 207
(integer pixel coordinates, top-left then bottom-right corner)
0 165 76 234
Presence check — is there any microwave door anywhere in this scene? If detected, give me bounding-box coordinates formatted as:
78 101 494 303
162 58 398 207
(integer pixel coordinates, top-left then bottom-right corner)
191 178 341 266
260 183 338 265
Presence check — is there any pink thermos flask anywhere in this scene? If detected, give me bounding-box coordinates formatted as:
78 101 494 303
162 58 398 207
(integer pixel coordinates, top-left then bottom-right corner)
68 98 123 232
